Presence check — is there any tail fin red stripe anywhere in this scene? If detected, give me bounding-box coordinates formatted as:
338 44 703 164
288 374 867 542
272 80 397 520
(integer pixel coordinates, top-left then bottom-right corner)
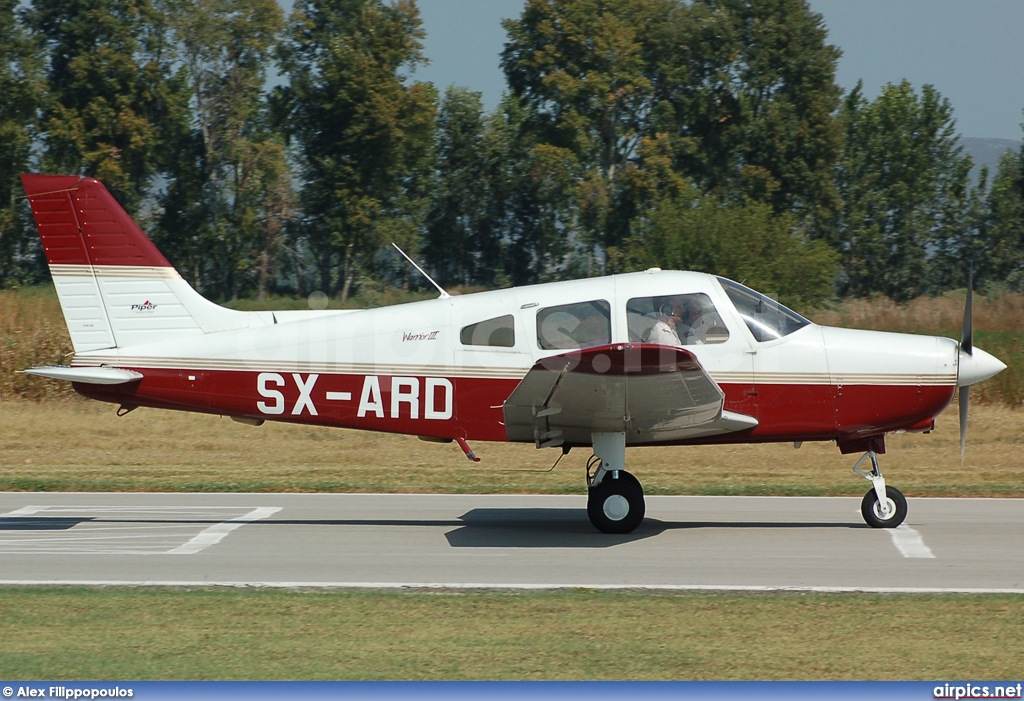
21 174 172 268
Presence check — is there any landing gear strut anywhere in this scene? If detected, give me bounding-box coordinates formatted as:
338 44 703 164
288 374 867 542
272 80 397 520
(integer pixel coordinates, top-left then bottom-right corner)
853 450 907 528
586 432 645 534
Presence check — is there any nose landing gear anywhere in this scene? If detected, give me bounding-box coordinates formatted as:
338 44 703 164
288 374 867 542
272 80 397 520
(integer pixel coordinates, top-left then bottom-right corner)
853 450 908 528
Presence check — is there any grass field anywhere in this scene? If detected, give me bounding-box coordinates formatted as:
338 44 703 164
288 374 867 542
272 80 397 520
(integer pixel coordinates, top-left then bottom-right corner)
2 589 1023 680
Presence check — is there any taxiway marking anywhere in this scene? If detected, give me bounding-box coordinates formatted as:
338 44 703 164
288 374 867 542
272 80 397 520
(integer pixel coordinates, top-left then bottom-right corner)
888 526 936 559
0 505 281 555
166 506 281 555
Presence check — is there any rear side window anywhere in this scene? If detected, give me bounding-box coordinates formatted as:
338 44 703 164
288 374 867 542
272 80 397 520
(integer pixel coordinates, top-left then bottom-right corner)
461 315 516 347
537 300 611 350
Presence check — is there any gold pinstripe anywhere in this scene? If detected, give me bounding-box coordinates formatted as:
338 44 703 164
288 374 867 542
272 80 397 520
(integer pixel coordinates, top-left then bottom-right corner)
49 264 181 280
71 355 956 385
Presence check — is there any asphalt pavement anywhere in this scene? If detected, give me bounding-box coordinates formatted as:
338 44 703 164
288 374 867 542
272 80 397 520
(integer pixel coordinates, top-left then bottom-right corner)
1 493 1021 593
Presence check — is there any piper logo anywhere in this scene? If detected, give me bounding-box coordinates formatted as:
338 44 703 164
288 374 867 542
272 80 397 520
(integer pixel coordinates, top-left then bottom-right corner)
131 300 157 312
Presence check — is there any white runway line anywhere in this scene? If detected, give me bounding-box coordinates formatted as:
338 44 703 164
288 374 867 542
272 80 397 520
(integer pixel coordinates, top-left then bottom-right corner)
0 504 282 555
888 525 936 558
166 507 282 555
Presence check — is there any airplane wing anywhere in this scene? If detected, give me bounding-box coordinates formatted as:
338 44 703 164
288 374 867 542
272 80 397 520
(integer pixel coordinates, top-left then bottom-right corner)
503 344 757 447
24 366 143 385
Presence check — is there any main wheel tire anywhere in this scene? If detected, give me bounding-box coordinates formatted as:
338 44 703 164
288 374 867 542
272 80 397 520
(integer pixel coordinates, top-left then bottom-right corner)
587 475 645 534
612 470 643 497
861 486 908 528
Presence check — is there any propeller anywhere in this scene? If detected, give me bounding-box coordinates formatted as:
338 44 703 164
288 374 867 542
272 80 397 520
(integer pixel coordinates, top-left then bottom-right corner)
958 275 972 464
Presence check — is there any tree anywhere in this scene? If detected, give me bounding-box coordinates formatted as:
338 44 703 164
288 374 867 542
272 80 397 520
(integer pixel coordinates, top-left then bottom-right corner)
622 186 838 307
0 0 43 286
500 0 844 266
669 0 843 218
156 0 290 300
979 142 1024 290
502 0 662 255
832 81 972 300
423 86 489 286
26 0 186 212
277 0 435 301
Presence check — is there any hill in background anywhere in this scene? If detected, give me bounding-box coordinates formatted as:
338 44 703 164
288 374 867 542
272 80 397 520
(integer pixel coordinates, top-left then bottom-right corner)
962 137 1022 184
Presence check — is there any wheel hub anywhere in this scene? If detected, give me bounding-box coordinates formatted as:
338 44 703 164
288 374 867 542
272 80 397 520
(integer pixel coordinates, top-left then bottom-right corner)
873 498 896 520
602 494 630 521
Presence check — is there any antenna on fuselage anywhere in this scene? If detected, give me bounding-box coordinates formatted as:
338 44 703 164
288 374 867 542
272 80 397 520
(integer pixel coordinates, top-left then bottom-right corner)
391 243 450 299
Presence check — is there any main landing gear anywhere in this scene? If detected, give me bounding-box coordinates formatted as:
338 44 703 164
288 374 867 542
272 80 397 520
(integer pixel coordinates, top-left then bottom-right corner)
586 432 645 534
853 450 908 528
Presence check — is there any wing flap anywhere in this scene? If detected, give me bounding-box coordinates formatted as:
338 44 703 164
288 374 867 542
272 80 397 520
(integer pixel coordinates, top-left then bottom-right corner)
503 344 756 446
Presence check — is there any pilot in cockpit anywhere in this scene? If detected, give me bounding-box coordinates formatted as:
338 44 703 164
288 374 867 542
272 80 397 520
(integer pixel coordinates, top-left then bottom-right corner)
677 296 709 344
644 295 709 346
645 297 686 345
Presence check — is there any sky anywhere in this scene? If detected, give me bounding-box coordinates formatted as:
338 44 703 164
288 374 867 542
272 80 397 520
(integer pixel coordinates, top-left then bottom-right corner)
411 0 1024 141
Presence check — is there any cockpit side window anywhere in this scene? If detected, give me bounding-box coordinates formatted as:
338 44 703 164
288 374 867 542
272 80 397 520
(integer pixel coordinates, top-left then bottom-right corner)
536 300 611 350
718 277 810 342
626 293 729 346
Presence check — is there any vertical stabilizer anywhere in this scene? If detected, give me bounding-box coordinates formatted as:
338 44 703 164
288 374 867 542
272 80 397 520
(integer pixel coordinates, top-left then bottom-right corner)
21 174 252 352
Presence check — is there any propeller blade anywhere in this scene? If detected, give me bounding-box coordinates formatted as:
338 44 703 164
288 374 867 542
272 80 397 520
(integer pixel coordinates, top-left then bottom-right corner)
959 386 969 466
960 273 973 357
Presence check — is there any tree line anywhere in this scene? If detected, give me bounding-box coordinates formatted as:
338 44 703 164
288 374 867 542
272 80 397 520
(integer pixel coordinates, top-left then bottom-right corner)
1 0 1022 308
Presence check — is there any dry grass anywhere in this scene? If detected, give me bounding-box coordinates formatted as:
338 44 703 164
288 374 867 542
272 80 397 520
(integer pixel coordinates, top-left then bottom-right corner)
0 287 75 401
808 289 1024 333
809 292 1024 406
1 399 1021 496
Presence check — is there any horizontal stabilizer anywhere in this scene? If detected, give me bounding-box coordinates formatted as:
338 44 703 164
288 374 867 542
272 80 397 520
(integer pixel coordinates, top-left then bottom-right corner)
24 366 144 385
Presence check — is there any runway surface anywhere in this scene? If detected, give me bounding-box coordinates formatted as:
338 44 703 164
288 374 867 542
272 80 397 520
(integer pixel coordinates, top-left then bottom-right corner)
1 492 1022 593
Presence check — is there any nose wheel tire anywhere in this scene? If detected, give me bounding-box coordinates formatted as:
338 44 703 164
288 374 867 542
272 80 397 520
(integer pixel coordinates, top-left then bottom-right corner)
860 486 908 528
587 472 645 534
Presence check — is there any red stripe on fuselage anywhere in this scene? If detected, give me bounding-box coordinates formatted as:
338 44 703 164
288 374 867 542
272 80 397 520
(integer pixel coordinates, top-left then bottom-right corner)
73 369 955 446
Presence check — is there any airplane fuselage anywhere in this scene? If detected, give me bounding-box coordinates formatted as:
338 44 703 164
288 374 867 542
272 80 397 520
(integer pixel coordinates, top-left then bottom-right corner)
68 270 959 453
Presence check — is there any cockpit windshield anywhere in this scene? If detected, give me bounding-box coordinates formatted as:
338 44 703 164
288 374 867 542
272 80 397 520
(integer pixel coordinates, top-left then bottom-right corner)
717 277 810 342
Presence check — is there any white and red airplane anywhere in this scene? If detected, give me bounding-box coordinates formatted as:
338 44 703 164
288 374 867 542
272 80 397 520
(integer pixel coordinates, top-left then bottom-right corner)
20 174 1007 534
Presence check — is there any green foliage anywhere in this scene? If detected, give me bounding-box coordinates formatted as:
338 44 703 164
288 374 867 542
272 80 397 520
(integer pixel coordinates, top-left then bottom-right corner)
0 0 44 286
621 188 839 307
832 81 973 301
978 142 1024 291
26 0 187 212
1 0 1021 306
424 86 489 286
155 0 290 300
277 0 436 300
499 0 844 275
660 0 844 218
